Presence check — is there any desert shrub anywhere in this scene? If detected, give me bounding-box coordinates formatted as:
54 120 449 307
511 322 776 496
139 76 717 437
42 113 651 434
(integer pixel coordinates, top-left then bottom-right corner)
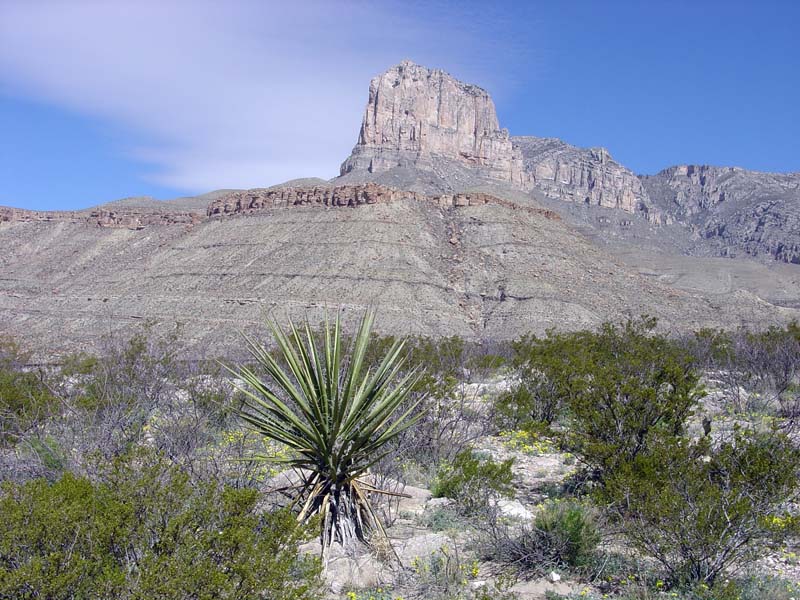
343 588 394 600
604 428 800 587
9 326 257 485
404 547 517 600
533 501 600 568
546 574 800 600
497 337 567 430
32 326 187 477
495 379 560 430
684 323 800 418
0 450 323 599
0 336 59 445
403 337 485 463
485 500 599 574
60 325 179 412
704 575 800 600
419 505 466 532
431 448 514 516
373 335 503 488
514 317 702 482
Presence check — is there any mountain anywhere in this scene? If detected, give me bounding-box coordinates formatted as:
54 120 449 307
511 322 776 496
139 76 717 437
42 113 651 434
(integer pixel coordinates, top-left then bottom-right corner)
1 61 798 357
642 165 800 263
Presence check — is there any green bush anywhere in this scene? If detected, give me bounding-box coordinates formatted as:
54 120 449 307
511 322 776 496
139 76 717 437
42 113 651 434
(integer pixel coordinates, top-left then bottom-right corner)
513 317 702 481
0 451 323 599
605 428 800 587
495 381 560 430
0 336 59 445
486 500 599 574
431 448 514 516
533 501 600 568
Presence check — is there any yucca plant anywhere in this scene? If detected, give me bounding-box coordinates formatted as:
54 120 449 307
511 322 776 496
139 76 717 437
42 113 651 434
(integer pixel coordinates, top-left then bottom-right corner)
228 309 421 553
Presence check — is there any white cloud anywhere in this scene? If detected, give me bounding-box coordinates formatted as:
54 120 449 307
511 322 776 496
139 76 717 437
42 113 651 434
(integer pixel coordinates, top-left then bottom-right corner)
0 0 539 193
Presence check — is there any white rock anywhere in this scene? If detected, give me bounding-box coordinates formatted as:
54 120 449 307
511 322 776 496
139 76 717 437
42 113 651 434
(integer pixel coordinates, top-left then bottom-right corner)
426 497 454 509
494 499 533 521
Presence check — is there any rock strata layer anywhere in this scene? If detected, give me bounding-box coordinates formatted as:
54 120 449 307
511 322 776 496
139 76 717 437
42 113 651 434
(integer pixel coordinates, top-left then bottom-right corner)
1 183 560 231
2 192 794 359
0 206 202 228
207 183 559 220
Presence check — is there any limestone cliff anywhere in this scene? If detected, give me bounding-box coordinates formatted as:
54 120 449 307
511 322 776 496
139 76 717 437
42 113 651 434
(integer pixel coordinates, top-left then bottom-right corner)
512 136 664 223
338 62 661 224
340 61 529 189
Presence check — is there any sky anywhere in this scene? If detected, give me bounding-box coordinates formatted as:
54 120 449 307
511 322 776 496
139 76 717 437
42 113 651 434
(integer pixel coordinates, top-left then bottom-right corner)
1 0 798 210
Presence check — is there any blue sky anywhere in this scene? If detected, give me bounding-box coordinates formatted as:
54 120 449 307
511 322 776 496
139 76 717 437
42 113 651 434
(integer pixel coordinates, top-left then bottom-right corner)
1 0 798 210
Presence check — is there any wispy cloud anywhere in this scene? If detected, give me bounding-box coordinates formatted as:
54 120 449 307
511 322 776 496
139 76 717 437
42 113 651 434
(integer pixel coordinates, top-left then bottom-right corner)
0 0 540 193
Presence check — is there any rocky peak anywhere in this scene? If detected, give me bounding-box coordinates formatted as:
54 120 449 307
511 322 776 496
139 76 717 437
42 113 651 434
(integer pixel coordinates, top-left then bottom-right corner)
512 136 663 222
337 62 659 221
642 164 800 218
340 61 529 189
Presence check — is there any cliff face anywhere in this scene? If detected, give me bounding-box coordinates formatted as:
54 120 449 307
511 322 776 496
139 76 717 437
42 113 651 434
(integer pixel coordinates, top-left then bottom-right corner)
339 62 800 264
340 61 529 188
512 136 664 222
338 62 659 222
642 166 800 263
642 165 799 216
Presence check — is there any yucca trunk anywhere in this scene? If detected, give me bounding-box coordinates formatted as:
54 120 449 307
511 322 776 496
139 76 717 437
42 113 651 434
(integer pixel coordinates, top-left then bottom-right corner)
321 482 367 548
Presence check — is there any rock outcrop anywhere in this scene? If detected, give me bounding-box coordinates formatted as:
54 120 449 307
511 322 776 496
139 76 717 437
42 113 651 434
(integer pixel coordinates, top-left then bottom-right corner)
340 61 529 189
642 166 800 263
512 136 665 223
0 206 202 228
207 183 558 220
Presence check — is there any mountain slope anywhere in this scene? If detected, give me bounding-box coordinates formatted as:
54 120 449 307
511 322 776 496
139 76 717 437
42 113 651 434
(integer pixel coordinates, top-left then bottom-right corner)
1 189 793 357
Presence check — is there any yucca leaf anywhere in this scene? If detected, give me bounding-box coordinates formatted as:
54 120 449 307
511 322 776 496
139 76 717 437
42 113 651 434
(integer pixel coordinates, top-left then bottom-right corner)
230 308 422 553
